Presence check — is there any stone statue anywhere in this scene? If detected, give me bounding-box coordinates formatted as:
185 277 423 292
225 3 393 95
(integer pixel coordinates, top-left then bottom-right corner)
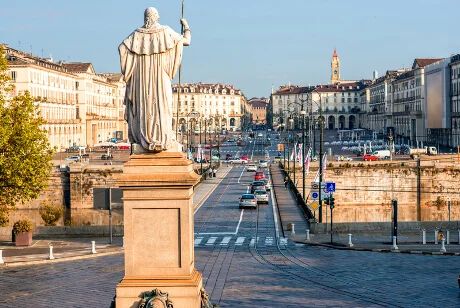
119 7 191 152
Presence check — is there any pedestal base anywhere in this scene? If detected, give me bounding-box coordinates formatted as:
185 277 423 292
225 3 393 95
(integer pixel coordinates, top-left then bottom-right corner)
116 269 202 307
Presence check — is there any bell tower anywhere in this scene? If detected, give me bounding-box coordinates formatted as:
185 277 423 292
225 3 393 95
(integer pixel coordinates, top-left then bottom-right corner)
331 48 340 84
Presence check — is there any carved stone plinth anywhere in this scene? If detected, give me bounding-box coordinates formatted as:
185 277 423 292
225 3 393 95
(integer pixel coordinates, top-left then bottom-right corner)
115 152 203 307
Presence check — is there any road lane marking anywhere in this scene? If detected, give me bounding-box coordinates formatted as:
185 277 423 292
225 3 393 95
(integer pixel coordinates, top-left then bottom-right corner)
195 209 245 236
220 236 232 245
265 237 273 246
235 237 245 246
206 237 217 245
194 237 203 246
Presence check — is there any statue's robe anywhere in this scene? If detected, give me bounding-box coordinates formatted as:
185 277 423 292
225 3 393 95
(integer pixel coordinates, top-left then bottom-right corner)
119 25 183 150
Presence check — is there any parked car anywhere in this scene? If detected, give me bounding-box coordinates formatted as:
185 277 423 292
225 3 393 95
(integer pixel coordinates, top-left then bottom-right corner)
258 160 268 168
254 171 265 181
257 133 263 137
194 158 208 163
240 156 250 162
372 150 391 159
239 194 257 209
251 180 266 193
272 156 284 163
210 155 220 162
247 164 258 172
228 157 246 164
81 153 89 158
65 155 80 162
363 154 378 161
101 154 113 160
226 153 232 160
254 189 269 204
228 138 236 142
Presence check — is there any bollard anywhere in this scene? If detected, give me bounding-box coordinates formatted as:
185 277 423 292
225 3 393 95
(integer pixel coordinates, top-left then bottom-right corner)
422 229 426 245
48 245 55 260
458 230 460 245
91 241 97 254
391 236 398 250
440 238 447 252
447 230 450 245
435 229 439 245
0 250 4 264
291 223 295 236
306 230 310 241
348 234 353 247
122 236 125 248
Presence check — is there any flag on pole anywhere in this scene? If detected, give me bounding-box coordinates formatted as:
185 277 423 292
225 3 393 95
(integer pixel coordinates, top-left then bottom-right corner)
304 147 311 174
297 144 303 166
196 144 202 161
290 143 296 162
313 154 327 182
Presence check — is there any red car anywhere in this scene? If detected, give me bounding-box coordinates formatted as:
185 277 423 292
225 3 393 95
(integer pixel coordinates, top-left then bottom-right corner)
254 171 265 181
363 154 378 161
240 156 249 162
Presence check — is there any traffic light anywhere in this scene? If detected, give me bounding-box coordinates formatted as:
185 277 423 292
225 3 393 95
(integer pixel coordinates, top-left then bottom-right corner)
324 198 330 206
330 197 335 209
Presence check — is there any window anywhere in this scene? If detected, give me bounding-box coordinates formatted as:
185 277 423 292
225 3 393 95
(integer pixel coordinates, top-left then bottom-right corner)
11 71 17 80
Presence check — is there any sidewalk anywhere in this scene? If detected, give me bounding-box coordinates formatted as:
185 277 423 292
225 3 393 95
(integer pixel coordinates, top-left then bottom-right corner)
270 164 309 236
289 232 460 255
0 164 231 266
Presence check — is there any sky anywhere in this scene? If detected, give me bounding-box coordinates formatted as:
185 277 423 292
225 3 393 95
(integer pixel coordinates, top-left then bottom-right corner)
1 0 459 98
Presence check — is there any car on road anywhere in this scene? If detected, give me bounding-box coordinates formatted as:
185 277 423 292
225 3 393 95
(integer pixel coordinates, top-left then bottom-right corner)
226 153 232 160
239 194 257 209
247 164 258 172
254 171 265 181
81 153 89 158
272 156 284 163
228 157 247 164
251 180 266 193
228 138 236 142
258 160 268 168
254 189 269 204
263 178 271 191
257 133 263 137
240 156 250 162
210 155 220 162
363 154 378 161
101 154 113 160
336 155 353 161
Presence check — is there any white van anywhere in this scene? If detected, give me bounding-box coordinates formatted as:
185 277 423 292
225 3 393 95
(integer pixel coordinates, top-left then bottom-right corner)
372 150 390 159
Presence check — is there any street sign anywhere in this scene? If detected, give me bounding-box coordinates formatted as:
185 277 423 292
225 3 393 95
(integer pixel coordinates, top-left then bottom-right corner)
326 182 336 193
311 192 319 199
309 200 321 212
311 183 319 189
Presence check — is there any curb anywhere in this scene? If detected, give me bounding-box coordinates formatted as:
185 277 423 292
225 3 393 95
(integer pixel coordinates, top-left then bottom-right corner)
298 241 460 256
0 249 123 267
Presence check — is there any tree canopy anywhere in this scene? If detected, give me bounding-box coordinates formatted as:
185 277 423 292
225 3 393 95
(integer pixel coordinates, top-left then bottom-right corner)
0 45 54 226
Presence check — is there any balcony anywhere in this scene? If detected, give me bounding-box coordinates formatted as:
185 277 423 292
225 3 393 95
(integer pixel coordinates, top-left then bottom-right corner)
392 111 410 116
410 110 423 116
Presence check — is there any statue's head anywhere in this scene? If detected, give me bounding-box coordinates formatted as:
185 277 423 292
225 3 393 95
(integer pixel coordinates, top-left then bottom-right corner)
144 7 160 28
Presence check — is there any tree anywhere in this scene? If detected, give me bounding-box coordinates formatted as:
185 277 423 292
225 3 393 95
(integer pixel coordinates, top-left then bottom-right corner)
0 45 54 226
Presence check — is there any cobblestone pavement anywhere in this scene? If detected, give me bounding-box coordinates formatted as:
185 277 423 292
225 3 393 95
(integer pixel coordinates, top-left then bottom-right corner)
1 136 460 307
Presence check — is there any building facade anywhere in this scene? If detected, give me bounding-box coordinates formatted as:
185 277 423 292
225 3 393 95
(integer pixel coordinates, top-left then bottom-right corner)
172 83 247 132
3 45 127 150
247 98 267 125
450 54 460 147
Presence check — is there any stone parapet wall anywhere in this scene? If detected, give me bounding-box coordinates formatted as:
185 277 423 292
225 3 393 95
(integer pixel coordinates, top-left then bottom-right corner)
289 160 460 223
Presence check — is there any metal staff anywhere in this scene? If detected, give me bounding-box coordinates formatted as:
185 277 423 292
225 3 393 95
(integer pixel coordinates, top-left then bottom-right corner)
175 0 185 143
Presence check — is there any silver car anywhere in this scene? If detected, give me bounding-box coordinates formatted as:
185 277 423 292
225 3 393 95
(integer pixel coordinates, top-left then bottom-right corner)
254 190 269 204
258 160 268 168
239 194 257 209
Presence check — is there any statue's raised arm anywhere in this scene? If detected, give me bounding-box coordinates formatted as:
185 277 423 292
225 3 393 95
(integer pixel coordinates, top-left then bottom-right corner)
119 7 191 152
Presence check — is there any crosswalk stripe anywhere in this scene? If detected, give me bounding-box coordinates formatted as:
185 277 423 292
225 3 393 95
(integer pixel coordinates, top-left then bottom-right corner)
265 237 273 246
206 237 217 245
220 236 232 245
235 237 245 246
249 238 255 247
194 237 203 246
279 237 287 245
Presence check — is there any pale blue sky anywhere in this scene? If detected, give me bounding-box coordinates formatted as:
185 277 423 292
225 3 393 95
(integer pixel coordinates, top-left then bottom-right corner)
1 0 459 98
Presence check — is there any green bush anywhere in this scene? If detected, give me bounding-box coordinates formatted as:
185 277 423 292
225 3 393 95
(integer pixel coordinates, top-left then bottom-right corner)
13 219 33 234
39 201 65 226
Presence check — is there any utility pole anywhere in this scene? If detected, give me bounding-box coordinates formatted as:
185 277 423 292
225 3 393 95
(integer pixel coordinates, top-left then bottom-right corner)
302 109 306 200
417 156 421 221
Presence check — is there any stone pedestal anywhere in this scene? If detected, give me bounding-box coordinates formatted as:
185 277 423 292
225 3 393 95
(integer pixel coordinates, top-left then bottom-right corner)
115 152 203 307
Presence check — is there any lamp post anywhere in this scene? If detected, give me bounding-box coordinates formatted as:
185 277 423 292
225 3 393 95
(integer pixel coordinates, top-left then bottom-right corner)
318 93 324 223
